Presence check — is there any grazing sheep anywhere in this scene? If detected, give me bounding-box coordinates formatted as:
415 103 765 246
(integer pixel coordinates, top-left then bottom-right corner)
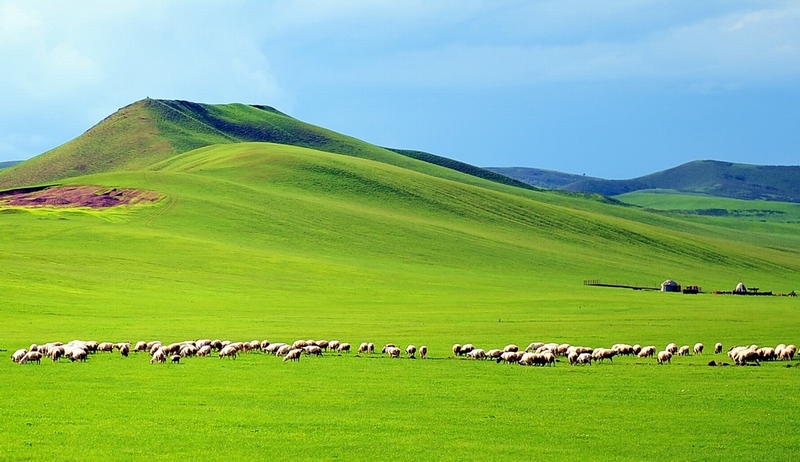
210 340 223 350
406 345 417 358
134 341 148 352
304 345 323 357
368 343 375 354
592 348 617 363
693 343 704 355
171 355 181 364
358 342 369 354
783 344 796 361
276 344 292 356
337 343 351 353
566 346 593 357
148 343 163 355
11 349 28 363
468 348 485 360
292 340 308 350
70 349 88 362
197 345 212 357
49 346 65 362
556 344 572 356
151 350 166 364
632 344 642 355
460 344 474 356
576 353 592 365
666 343 678 354
677 345 690 356
525 342 544 352
180 345 198 357
612 344 634 356
219 345 238 360
328 340 341 352
21 351 42 364
714 342 723 354
498 351 521 364
283 348 302 362
637 346 656 358
97 342 114 352
119 344 130 357
316 340 329 351
485 349 504 359
519 352 537 366
757 347 776 361
386 346 401 358
503 344 519 353
657 351 672 365
452 344 462 356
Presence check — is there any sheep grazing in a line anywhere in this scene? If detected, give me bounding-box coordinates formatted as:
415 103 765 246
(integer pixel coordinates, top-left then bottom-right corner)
386 347 401 358
367 342 375 354
337 343 351 354
779 344 796 361
693 343 704 355
729 346 760 365
276 344 292 356
328 340 341 352
197 345 211 357
575 353 592 365
134 341 147 353
119 344 130 357
69 348 88 362
358 342 369 354
292 340 308 350
171 355 181 364
714 342 723 354
419 345 427 359
49 346 65 362
218 345 238 360
677 345 690 356
637 346 656 358
405 345 417 358
632 344 642 355
316 340 329 351
657 351 672 365
757 347 776 361
520 352 555 367
460 344 474 356
611 344 634 356
666 343 678 354
503 344 519 353
452 344 462 356
468 348 486 360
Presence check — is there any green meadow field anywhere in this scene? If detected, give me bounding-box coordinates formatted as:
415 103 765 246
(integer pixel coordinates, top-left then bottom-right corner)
2 133 799 459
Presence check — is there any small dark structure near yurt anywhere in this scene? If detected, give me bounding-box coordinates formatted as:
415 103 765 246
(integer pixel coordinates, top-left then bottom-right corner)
661 279 681 292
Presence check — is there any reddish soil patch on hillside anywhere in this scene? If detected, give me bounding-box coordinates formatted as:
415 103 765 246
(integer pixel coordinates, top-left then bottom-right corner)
0 185 162 208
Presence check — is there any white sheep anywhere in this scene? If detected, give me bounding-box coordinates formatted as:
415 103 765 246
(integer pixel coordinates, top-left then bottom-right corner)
405 345 417 358
452 344 462 356
11 349 28 363
358 342 369 354
328 340 341 351
460 344 474 355
151 350 166 364
657 351 672 365
197 345 212 357
97 342 114 352
714 342 723 354
468 348 485 360
386 346 401 358
283 348 302 362
666 343 678 354
21 351 42 364
592 348 616 363
525 342 544 352
485 349 504 359
368 342 375 354
693 343 704 355
576 353 592 365
337 343 351 353
419 345 427 359
503 344 519 353
637 346 656 358
304 345 323 356
219 345 238 360
677 345 690 356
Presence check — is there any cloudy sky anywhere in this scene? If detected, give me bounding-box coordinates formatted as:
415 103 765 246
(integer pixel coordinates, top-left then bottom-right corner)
1 1 799 178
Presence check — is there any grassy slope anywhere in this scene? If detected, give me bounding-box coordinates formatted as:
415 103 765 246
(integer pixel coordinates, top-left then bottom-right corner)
1 143 799 460
0 99 523 194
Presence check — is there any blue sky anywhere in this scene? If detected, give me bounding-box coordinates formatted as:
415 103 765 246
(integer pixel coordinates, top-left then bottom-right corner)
1 1 798 179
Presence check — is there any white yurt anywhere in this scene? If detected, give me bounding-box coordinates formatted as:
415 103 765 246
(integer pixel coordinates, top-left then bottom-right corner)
661 279 681 292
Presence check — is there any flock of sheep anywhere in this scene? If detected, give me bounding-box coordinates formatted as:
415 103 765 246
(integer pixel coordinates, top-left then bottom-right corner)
8 338 797 367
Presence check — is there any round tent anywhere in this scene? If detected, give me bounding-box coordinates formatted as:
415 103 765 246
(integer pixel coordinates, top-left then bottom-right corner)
661 279 681 292
734 282 747 294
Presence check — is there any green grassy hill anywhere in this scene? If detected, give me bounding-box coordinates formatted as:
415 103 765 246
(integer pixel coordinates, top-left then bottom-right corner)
1 104 799 460
0 99 512 192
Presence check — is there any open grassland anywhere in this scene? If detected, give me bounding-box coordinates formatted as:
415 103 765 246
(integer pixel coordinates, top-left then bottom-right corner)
2 143 799 461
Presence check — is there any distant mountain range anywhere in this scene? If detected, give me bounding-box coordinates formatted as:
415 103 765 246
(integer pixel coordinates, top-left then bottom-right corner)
488 161 800 203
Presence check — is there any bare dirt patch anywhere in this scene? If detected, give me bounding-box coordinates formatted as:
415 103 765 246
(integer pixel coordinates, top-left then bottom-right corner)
0 185 162 209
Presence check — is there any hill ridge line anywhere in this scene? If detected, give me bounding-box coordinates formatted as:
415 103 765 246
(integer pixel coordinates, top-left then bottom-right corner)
151 99 239 143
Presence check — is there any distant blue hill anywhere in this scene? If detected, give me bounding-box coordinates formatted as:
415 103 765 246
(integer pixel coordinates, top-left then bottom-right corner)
487 160 800 203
